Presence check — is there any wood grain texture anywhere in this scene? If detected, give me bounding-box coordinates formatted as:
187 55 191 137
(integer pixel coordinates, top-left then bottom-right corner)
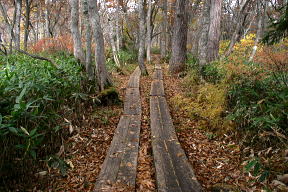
94 67 141 192
150 65 202 192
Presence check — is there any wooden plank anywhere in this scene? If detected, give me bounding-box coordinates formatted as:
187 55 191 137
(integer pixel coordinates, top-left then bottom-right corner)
94 115 131 191
152 69 163 80
149 67 202 192
127 67 141 88
151 139 181 192
150 80 165 96
117 115 141 187
124 88 141 115
166 140 202 192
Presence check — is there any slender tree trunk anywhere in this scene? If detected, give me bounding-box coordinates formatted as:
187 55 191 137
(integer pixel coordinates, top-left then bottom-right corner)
15 0 22 50
198 0 210 68
0 2 14 53
160 0 168 59
70 0 84 63
44 0 50 38
115 0 122 51
169 0 188 73
146 0 152 63
24 0 31 51
83 0 93 80
249 0 266 62
224 0 250 57
138 0 148 75
89 0 112 90
108 19 121 67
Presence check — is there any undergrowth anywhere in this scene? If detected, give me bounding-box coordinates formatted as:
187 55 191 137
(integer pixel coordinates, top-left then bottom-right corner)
175 36 288 189
0 52 93 189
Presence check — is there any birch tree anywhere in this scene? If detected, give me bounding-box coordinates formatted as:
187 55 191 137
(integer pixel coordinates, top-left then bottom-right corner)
83 0 94 80
70 0 84 63
15 0 22 49
146 0 152 64
89 0 112 90
160 0 168 59
198 0 210 68
224 0 250 57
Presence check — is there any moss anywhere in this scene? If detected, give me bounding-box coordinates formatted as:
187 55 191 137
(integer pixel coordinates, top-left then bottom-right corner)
97 87 121 106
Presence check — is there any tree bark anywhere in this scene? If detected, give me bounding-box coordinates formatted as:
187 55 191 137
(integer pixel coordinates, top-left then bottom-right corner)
89 0 112 90
206 0 222 63
224 0 250 57
160 0 168 59
146 0 152 64
249 0 266 62
198 0 210 68
24 0 31 51
108 19 121 67
168 0 188 73
44 0 51 38
137 0 148 75
15 0 22 50
83 0 94 80
0 2 14 53
70 0 84 63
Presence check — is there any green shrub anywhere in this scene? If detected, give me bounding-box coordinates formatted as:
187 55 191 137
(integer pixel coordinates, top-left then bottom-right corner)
0 52 88 181
227 75 288 140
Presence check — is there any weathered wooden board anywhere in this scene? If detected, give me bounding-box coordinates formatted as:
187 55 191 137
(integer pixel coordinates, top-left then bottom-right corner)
150 80 165 96
94 115 131 191
124 88 141 115
94 67 142 192
152 69 163 80
149 66 202 192
127 67 141 88
117 115 141 186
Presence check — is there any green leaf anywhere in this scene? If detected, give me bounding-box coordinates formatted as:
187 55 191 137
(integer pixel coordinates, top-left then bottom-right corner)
258 170 269 182
245 159 257 172
29 150 37 159
20 127 30 136
8 127 18 134
253 162 261 176
29 128 37 137
16 84 28 104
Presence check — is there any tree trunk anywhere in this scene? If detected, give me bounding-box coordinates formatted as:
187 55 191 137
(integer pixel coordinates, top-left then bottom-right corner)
15 0 22 50
206 0 222 63
168 0 188 73
224 0 250 57
83 0 94 80
137 0 148 75
249 0 266 62
24 0 31 51
0 2 14 53
146 0 152 64
70 0 84 63
89 0 112 90
44 0 51 38
108 19 121 67
160 0 168 59
198 0 210 68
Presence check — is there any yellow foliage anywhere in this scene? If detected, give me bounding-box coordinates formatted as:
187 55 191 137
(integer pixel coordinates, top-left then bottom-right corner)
172 80 233 132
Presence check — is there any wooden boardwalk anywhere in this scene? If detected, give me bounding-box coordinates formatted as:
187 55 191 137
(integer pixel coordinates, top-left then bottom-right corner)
94 67 141 192
150 65 202 192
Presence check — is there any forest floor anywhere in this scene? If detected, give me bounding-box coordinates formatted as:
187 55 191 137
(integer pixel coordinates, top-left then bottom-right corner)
31 55 257 192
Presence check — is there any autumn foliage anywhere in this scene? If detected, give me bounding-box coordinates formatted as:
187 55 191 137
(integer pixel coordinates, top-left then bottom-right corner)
30 35 74 54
